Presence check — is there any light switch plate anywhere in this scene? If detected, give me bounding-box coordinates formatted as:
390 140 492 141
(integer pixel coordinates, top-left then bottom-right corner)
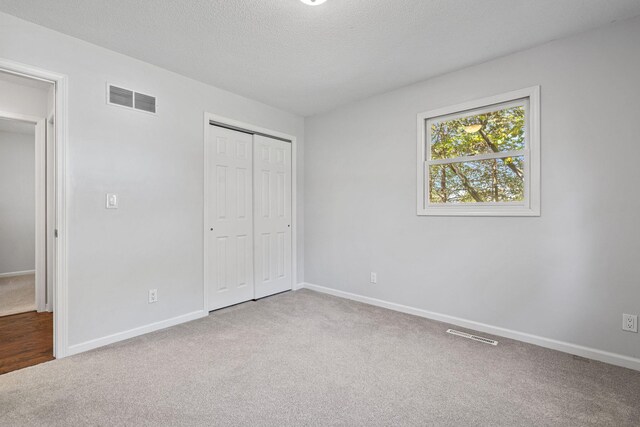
106 193 118 209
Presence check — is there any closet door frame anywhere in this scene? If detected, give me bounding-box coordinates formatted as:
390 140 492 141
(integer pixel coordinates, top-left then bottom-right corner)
203 112 298 312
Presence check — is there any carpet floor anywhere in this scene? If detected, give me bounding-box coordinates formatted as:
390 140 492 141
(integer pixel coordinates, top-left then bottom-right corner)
0 274 35 317
1 289 639 426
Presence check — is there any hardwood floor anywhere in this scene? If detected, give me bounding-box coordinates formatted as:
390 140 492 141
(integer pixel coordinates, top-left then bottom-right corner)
0 311 54 375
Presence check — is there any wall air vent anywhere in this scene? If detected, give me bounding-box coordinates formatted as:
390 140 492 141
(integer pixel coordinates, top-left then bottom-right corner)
108 85 133 108
107 84 156 114
446 329 498 345
134 92 156 113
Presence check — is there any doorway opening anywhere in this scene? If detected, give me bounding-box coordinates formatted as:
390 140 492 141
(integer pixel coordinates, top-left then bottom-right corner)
0 69 58 374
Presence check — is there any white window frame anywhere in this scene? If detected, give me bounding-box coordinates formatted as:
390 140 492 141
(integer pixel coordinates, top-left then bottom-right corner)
416 86 540 216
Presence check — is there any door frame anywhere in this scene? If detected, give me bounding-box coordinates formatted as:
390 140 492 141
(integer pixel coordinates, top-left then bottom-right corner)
203 112 298 312
0 59 69 358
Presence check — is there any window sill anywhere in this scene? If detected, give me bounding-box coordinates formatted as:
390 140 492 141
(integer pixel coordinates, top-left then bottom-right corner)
417 205 540 217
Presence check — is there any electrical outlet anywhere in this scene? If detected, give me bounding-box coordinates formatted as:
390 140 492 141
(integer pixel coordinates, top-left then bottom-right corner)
148 289 158 304
105 193 118 209
370 272 377 284
622 314 638 333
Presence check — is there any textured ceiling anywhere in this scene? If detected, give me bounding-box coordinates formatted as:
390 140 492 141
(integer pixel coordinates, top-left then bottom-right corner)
1 0 639 116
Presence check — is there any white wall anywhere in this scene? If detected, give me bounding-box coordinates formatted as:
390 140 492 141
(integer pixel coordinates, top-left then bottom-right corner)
0 129 35 274
0 77 49 118
305 17 640 361
0 12 305 348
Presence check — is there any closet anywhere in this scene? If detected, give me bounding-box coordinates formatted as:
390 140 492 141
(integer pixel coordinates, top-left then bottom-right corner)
205 124 292 311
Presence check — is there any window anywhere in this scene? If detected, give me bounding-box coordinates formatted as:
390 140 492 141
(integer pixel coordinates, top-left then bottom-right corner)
417 86 540 216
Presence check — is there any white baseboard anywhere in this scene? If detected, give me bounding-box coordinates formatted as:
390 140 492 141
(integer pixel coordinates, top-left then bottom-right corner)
67 310 207 356
299 282 640 372
293 282 306 291
0 269 35 278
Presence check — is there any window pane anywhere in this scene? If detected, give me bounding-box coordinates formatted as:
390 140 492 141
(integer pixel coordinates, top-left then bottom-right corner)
428 156 524 204
430 104 525 160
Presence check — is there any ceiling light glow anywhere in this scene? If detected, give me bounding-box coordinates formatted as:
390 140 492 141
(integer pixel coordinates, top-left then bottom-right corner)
463 124 482 134
301 0 327 5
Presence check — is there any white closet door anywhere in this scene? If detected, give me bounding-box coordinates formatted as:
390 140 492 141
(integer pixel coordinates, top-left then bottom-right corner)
253 135 292 299
206 126 254 311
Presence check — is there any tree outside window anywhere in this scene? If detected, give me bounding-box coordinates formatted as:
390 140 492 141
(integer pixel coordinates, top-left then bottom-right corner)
417 87 540 216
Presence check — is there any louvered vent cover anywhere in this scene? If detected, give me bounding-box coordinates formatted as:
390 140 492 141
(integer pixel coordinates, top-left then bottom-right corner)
446 329 498 345
108 84 156 114
134 92 156 113
108 85 133 108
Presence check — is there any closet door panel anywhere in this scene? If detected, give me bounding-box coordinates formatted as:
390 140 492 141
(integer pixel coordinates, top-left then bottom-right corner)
206 126 254 311
253 135 292 299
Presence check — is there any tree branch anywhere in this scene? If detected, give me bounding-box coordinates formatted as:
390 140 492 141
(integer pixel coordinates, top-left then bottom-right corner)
448 163 484 202
478 128 524 179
